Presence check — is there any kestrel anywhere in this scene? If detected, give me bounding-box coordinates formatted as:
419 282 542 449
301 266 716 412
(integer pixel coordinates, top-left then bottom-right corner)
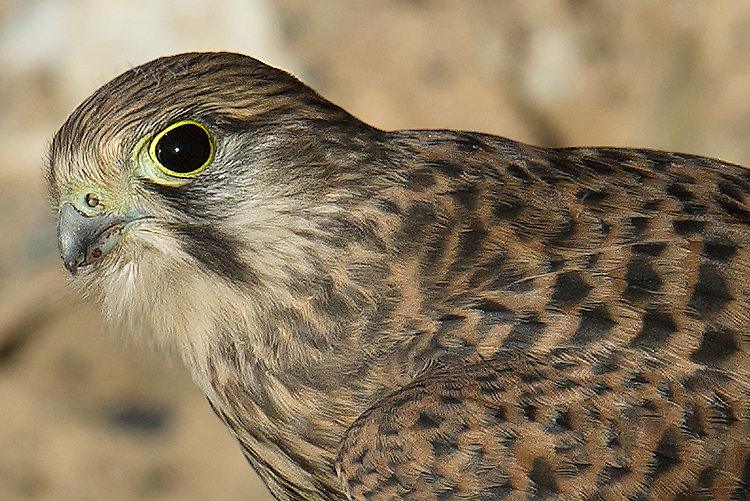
47 52 750 501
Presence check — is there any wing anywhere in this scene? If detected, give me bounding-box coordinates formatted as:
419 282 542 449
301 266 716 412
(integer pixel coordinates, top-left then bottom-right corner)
336 348 750 501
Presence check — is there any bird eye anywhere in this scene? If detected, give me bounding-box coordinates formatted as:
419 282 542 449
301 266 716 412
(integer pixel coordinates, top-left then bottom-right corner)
149 121 213 177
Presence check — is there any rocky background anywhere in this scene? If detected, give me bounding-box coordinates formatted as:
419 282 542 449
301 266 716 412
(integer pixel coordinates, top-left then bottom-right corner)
2 1 750 500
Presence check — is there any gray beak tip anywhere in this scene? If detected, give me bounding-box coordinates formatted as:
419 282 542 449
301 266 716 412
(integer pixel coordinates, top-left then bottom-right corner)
62 257 79 275
57 201 129 275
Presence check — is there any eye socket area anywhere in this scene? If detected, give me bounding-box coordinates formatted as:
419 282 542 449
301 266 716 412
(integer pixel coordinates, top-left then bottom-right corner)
149 121 214 177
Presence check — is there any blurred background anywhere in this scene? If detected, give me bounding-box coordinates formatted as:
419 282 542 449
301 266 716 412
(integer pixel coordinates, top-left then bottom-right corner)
2 1 750 499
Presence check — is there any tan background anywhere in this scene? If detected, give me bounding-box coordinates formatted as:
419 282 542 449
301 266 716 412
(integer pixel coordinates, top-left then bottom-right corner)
2 1 750 500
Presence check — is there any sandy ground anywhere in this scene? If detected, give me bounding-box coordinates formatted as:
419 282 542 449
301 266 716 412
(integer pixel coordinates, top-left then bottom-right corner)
2 1 750 500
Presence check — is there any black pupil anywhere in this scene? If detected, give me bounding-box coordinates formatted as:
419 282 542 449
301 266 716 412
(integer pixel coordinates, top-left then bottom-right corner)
155 123 211 174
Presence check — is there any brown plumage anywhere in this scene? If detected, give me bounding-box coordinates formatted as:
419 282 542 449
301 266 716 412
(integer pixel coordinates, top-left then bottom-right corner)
47 52 750 500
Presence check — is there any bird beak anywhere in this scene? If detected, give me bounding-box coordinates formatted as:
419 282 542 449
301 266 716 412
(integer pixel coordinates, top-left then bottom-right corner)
57 201 133 275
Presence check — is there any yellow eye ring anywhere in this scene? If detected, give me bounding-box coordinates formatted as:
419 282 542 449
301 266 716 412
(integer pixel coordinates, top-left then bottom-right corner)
149 121 214 177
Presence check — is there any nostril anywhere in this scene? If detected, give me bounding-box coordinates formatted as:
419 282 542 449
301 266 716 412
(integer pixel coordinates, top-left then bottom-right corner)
84 192 100 208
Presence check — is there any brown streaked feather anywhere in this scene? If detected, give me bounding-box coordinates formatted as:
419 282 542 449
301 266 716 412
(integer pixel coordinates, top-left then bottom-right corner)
337 350 749 500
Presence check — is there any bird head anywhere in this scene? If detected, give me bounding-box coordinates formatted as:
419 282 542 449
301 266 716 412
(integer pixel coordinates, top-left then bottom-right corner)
46 52 387 366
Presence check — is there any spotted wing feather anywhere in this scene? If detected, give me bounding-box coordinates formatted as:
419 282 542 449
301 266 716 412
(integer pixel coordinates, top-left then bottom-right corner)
337 348 750 501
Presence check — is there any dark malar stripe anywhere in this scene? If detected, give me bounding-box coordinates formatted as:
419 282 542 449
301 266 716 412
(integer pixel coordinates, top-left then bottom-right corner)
141 181 258 287
142 179 216 215
170 222 259 288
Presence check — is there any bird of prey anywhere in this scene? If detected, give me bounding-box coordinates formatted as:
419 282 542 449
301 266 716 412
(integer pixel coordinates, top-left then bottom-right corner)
47 52 750 501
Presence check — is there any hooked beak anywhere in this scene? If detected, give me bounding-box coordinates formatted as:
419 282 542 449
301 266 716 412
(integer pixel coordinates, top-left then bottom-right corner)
57 202 136 275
